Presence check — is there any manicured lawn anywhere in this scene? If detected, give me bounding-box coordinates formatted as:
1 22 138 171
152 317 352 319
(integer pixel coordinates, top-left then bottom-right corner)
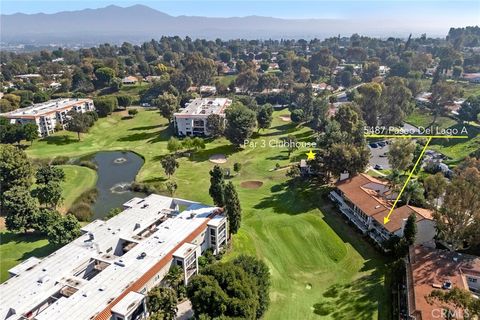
213 75 237 86
405 109 457 130
430 124 480 160
26 108 391 319
405 109 480 161
0 232 58 283
59 165 98 212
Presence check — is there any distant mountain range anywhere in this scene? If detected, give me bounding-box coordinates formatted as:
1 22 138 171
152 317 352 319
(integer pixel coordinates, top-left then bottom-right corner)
0 4 451 46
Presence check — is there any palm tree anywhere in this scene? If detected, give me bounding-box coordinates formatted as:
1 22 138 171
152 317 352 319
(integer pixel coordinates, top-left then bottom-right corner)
164 265 183 291
403 180 423 205
387 169 402 197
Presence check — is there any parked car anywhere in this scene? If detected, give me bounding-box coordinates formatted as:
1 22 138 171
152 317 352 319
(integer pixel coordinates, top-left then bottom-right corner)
377 141 387 147
374 164 384 170
369 143 379 148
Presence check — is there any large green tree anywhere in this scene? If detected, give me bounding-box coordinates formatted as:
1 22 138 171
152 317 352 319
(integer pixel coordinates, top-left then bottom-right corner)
387 139 416 173
93 96 118 117
356 82 383 126
206 114 225 137
0 145 34 202
94 67 116 88
46 214 81 245
36 165 66 184
403 213 417 245
428 287 480 318
224 182 241 234
423 172 447 208
187 256 270 319
458 95 480 122
65 112 92 140
209 165 225 207
147 287 178 320
434 160 480 250
4 186 38 232
381 77 414 127
183 54 216 85
225 102 256 147
256 103 273 131
33 182 63 209
155 92 179 123
23 123 39 145
232 255 271 319
161 155 179 179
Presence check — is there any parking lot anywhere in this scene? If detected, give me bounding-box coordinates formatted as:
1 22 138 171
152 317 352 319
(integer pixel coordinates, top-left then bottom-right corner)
368 141 391 170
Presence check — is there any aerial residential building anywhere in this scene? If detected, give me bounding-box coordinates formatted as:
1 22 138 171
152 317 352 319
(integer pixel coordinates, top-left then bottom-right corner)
0 98 95 137
173 98 232 136
0 99 95 137
406 245 480 319
329 174 435 247
0 194 228 320
121 76 138 85
461 72 480 83
199 85 217 95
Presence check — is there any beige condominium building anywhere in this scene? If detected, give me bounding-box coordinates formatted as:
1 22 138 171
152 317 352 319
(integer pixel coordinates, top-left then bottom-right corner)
0 98 95 137
173 98 232 136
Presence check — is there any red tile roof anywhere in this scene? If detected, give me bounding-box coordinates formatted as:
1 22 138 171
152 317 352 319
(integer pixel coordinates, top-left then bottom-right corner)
336 174 433 232
408 245 480 319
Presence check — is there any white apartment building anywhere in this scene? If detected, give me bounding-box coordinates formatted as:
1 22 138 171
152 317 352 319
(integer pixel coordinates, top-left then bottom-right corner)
0 98 95 137
0 194 228 320
173 98 232 136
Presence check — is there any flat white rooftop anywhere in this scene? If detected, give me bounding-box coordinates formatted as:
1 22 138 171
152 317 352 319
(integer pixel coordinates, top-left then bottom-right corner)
175 98 231 117
0 194 220 320
110 291 144 316
0 98 92 118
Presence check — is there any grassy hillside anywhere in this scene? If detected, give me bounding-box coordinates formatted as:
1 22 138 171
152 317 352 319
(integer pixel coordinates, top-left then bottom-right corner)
59 165 98 212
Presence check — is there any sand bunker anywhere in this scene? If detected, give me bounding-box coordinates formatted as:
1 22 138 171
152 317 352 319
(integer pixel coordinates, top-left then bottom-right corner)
209 154 227 164
279 115 291 122
240 180 264 189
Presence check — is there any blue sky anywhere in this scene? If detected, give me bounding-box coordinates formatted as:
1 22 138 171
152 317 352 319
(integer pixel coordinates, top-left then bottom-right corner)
1 0 479 26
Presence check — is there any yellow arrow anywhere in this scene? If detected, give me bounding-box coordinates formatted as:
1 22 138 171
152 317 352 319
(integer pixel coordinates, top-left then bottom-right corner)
384 137 433 224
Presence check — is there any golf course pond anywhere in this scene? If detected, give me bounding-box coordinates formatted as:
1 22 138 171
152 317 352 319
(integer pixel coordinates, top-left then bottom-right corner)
90 151 145 219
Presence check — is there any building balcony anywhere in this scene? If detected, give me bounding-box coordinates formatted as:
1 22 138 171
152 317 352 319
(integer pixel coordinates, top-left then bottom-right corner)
329 191 368 233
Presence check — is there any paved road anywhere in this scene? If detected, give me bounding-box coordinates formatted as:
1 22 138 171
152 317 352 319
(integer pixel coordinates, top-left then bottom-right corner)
176 300 193 320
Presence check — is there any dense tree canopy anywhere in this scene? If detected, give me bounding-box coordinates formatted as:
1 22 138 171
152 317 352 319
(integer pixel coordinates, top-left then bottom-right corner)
225 102 257 147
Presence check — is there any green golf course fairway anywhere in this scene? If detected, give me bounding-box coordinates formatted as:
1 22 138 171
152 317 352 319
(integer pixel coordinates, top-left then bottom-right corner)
59 165 98 212
23 108 391 319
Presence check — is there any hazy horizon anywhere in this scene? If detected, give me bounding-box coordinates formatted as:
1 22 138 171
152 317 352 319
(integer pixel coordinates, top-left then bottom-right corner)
1 1 478 46
2 0 479 31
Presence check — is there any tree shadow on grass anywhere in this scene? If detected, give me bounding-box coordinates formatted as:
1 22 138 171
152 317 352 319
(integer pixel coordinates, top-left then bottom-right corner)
129 124 165 131
313 268 386 320
253 181 320 215
42 135 78 145
254 123 298 137
19 242 59 261
116 126 172 143
0 232 48 246
256 179 390 263
186 144 240 163
148 126 173 144
141 176 168 184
